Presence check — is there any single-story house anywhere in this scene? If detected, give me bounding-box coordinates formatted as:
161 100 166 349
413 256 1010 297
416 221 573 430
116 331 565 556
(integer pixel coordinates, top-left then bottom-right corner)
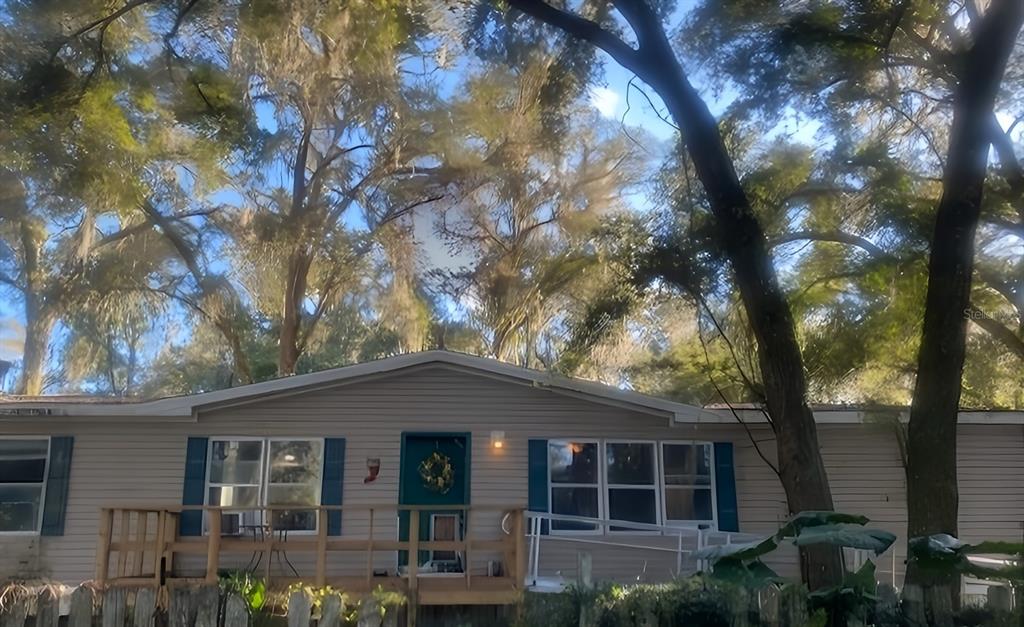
0 350 1020 600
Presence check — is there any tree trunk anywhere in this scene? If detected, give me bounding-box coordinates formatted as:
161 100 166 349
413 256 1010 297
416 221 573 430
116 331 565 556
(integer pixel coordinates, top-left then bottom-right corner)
905 0 1024 615
655 76 842 590
504 0 844 589
214 318 254 385
278 247 314 376
16 215 55 396
142 201 255 384
18 307 55 396
504 0 844 591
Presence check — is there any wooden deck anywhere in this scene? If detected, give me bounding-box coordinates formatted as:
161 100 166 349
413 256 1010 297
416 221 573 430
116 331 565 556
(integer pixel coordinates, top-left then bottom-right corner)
95 504 527 614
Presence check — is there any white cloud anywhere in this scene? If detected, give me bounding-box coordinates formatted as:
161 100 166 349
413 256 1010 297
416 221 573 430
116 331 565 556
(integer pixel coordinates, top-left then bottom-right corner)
589 86 621 119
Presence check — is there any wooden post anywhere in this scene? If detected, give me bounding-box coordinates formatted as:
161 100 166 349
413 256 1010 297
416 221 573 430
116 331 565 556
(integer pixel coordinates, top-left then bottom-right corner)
153 511 166 587
357 598 382 627
101 588 127 627
407 511 419 627
117 510 131 578
68 587 94 627
169 586 195 627
195 586 219 627
96 508 114 582
0 595 28 627
464 508 472 589
287 591 312 627
576 552 592 590
224 596 248 627
320 594 343 627
264 507 274 583
316 508 328 586
165 512 178 574
206 508 221 583
513 510 526 588
133 512 149 577
36 590 59 627
133 588 157 627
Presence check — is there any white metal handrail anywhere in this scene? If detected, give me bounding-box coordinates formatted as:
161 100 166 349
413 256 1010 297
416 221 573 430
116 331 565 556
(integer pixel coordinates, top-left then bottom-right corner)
523 511 761 588
522 512 898 591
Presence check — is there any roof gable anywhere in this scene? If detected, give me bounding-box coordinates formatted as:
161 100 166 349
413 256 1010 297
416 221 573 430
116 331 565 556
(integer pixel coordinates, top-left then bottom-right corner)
0 351 713 422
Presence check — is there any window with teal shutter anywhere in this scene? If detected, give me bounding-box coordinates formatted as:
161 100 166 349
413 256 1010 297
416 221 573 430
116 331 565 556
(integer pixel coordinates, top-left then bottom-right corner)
40 436 73 536
180 437 209 536
713 442 739 532
321 438 345 535
527 439 549 534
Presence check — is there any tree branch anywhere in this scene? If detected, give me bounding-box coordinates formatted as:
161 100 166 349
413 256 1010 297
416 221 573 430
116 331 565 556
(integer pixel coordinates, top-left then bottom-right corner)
967 305 1024 360
769 229 892 259
504 0 642 73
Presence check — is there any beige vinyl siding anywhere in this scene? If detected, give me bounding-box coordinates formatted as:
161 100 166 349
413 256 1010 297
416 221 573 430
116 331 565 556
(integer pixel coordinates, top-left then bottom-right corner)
0 363 1020 587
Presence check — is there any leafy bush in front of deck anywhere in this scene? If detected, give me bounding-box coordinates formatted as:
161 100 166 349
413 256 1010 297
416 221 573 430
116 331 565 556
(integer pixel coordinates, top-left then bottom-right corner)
220 570 267 611
586 578 735 627
515 589 580 627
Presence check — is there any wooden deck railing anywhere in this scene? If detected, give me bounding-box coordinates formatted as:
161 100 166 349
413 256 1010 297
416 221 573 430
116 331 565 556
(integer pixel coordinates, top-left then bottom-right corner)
95 504 527 606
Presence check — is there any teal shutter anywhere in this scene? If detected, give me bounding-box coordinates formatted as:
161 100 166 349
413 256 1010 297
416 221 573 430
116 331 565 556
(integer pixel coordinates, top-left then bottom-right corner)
180 437 209 536
527 439 549 534
713 442 739 532
321 438 345 536
40 436 73 536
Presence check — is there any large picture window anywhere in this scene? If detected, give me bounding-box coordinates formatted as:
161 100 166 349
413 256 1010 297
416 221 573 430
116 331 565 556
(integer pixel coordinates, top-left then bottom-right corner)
0 438 49 533
547 439 716 532
206 438 323 532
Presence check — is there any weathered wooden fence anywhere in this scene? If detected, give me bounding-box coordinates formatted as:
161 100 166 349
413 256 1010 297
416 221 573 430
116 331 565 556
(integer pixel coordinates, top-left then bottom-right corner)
0 586 402 627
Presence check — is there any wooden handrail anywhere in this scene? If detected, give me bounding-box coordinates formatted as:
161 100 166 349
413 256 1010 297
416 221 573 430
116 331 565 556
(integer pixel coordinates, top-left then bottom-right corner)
98 503 526 595
100 503 516 513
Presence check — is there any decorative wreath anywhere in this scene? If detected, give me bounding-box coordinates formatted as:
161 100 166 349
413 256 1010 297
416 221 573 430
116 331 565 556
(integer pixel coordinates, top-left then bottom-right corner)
418 451 455 495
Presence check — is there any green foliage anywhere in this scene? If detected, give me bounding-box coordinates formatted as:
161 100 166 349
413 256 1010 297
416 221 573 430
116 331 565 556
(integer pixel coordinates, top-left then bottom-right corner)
908 534 1024 582
694 510 895 609
806 561 878 618
220 570 267 611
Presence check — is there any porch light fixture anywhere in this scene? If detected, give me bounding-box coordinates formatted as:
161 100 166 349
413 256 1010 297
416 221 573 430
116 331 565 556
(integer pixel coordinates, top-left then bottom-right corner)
490 431 505 449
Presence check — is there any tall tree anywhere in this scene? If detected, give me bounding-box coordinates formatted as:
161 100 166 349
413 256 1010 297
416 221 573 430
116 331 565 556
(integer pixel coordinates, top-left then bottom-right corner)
498 0 844 588
680 0 1024 610
225 0 441 376
904 0 1023 605
430 60 647 366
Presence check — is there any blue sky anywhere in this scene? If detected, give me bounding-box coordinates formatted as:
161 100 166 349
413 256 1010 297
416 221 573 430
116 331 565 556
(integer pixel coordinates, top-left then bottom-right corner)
0 4 849 389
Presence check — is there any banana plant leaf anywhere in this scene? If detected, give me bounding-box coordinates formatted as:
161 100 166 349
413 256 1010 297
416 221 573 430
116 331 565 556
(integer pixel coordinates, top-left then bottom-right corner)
793 524 897 555
775 511 871 540
808 561 878 612
709 556 783 587
909 534 1024 582
693 535 778 561
963 541 1024 555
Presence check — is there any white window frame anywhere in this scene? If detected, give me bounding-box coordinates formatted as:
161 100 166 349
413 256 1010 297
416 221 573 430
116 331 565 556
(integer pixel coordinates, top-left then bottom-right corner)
546 438 719 535
0 436 51 536
204 436 324 535
264 437 325 534
547 439 603 535
604 440 661 535
659 441 717 530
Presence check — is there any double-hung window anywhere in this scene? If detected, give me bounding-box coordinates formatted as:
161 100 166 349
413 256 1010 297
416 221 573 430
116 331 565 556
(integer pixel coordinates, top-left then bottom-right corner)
206 438 323 532
0 438 49 533
606 442 659 529
661 442 714 526
548 440 600 531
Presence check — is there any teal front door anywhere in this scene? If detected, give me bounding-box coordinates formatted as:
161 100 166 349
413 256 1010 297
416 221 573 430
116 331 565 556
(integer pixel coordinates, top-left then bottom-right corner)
398 432 470 568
